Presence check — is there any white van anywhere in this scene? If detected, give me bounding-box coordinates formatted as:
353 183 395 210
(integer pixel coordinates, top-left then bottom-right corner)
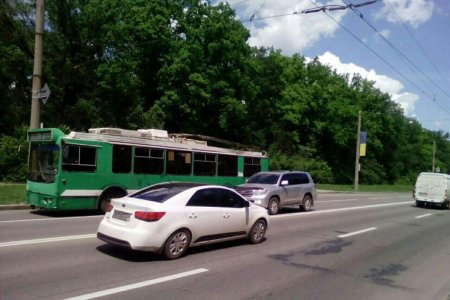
413 172 450 209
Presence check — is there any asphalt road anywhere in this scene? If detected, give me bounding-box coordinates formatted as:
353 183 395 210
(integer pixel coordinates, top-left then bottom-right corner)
1 192 450 300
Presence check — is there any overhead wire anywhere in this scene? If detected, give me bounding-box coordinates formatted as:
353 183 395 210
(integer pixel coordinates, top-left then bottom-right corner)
383 0 450 93
238 0 450 116
341 0 450 102
303 0 450 115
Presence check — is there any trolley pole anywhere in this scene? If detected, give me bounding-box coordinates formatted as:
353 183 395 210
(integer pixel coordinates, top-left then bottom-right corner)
30 0 45 129
354 111 362 191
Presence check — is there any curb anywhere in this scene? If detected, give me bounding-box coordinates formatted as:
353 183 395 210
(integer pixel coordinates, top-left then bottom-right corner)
0 204 31 211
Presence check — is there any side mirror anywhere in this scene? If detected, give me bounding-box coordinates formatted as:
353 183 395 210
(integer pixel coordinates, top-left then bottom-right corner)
243 201 250 207
281 180 288 186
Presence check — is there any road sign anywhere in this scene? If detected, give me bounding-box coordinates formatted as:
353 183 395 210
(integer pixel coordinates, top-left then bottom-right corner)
40 83 51 104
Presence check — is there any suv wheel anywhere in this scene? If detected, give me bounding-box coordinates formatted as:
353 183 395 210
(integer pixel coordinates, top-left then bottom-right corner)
268 198 280 215
300 195 313 212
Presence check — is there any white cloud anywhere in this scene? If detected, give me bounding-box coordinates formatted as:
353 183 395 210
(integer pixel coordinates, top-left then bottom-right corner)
242 0 347 55
316 51 419 115
391 93 420 115
375 0 435 28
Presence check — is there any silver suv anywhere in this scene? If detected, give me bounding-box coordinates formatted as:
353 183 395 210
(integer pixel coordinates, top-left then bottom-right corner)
234 171 317 215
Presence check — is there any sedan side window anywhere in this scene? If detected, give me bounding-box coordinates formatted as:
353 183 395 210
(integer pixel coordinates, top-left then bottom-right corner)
217 189 245 208
187 189 218 207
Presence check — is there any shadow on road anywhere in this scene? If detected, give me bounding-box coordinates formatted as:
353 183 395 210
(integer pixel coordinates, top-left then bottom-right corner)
31 209 101 218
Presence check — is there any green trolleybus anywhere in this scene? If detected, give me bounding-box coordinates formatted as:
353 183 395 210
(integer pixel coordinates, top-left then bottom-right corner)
27 127 268 212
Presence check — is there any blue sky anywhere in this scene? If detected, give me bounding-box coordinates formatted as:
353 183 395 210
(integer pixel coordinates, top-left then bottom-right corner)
225 0 450 133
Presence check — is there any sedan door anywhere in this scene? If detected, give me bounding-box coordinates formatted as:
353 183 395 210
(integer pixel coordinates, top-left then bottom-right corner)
185 188 247 243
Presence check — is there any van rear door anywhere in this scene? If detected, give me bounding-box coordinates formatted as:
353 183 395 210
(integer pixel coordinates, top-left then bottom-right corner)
429 176 446 203
415 174 446 203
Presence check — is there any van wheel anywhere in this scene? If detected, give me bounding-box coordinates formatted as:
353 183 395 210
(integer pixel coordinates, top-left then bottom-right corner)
300 195 313 212
268 198 280 215
416 201 423 208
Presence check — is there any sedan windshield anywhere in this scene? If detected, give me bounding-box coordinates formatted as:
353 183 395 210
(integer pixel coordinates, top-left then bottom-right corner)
247 173 280 184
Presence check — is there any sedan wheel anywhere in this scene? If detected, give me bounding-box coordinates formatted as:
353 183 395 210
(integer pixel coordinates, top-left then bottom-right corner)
300 195 313 212
268 198 280 215
163 229 191 260
248 219 267 244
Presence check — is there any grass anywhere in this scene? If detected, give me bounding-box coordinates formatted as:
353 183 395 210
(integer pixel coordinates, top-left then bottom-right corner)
317 184 413 193
0 182 413 206
0 183 27 205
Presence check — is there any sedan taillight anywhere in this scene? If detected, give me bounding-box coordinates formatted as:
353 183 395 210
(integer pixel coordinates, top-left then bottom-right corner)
135 211 166 222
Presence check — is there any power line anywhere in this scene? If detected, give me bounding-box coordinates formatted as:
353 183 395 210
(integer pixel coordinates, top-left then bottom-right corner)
304 0 450 115
242 1 374 22
342 0 450 101
383 0 450 93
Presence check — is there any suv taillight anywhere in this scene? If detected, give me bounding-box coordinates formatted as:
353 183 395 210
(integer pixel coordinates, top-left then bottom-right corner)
135 211 166 222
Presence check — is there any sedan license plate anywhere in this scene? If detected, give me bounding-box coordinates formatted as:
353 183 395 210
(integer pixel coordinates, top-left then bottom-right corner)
112 210 132 222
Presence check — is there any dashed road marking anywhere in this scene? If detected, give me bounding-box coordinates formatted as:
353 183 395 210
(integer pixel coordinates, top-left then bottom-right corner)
65 268 209 300
338 227 377 238
0 234 96 248
415 213 433 219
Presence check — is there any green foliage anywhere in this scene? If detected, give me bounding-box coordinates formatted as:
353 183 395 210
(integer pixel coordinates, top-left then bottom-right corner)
1 0 450 185
0 126 29 182
269 149 334 184
0 183 26 205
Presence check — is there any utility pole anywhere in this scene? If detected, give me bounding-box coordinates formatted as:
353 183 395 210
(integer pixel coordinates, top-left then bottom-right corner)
432 140 436 172
354 111 362 191
30 0 45 129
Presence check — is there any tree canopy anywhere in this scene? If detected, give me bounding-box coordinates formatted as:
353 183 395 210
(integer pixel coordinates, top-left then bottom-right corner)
1 0 448 184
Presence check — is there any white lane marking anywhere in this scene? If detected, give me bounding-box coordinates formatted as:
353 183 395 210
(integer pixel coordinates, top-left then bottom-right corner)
415 213 432 219
65 268 209 300
0 215 102 224
319 199 359 203
0 234 96 248
1 201 411 248
338 227 377 238
272 201 412 219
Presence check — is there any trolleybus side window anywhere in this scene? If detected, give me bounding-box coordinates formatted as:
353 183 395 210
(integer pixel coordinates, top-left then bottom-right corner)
62 145 97 172
194 153 216 176
244 157 261 177
166 150 192 175
113 145 132 173
217 155 238 176
134 147 164 174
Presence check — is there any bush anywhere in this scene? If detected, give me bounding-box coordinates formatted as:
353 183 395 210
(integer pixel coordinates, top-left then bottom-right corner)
0 126 29 182
269 151 334 184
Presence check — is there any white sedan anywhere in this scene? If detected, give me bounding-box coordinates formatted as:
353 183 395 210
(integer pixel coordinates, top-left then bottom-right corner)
97 182 269 259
